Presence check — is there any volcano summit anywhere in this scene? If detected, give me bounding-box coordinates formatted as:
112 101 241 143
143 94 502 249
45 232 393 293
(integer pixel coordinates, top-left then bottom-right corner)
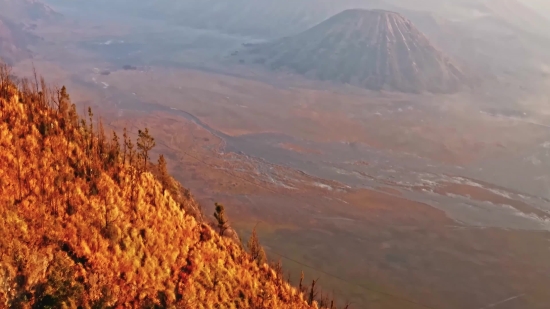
243 9 467 93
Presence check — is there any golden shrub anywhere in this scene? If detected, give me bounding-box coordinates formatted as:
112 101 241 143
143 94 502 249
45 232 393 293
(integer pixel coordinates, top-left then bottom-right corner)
0 66 322 308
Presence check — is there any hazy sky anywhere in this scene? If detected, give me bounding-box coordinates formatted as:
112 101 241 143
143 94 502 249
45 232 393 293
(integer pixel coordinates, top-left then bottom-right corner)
520 0 550 17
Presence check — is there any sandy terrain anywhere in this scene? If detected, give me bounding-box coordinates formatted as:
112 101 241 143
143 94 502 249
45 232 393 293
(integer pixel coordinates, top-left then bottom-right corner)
7 12 550 308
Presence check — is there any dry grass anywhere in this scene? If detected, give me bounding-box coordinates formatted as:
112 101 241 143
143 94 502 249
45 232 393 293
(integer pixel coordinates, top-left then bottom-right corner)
0 66 326 308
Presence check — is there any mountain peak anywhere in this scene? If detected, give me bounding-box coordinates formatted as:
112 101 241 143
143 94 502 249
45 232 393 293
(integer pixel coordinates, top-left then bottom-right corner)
242 9 467 93
339 8 401 16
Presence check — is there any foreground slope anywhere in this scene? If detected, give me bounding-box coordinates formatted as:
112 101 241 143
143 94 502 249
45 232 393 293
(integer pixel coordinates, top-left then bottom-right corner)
0 68 318 308
242 9 466 93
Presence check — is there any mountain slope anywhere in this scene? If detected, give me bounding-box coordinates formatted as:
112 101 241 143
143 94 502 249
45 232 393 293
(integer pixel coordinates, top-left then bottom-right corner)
242 9 466 93
0 67 320 308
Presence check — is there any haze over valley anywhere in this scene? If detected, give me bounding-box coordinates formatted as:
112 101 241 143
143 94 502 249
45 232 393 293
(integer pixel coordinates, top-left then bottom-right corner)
3 0 550 308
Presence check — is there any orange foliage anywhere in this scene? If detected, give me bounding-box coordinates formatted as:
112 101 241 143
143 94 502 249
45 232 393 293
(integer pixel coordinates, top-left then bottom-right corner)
0 65 321 308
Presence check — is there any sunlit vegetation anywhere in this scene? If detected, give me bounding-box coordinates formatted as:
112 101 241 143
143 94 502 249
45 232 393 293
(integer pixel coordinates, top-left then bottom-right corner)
0 64 344 308
247 227 267 266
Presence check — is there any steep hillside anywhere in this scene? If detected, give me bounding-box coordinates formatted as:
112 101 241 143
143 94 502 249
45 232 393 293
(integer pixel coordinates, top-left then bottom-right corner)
0 66 326 308
241 9 467 93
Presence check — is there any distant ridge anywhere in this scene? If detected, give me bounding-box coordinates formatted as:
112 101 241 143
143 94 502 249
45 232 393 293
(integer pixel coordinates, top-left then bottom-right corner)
241 9 467 93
